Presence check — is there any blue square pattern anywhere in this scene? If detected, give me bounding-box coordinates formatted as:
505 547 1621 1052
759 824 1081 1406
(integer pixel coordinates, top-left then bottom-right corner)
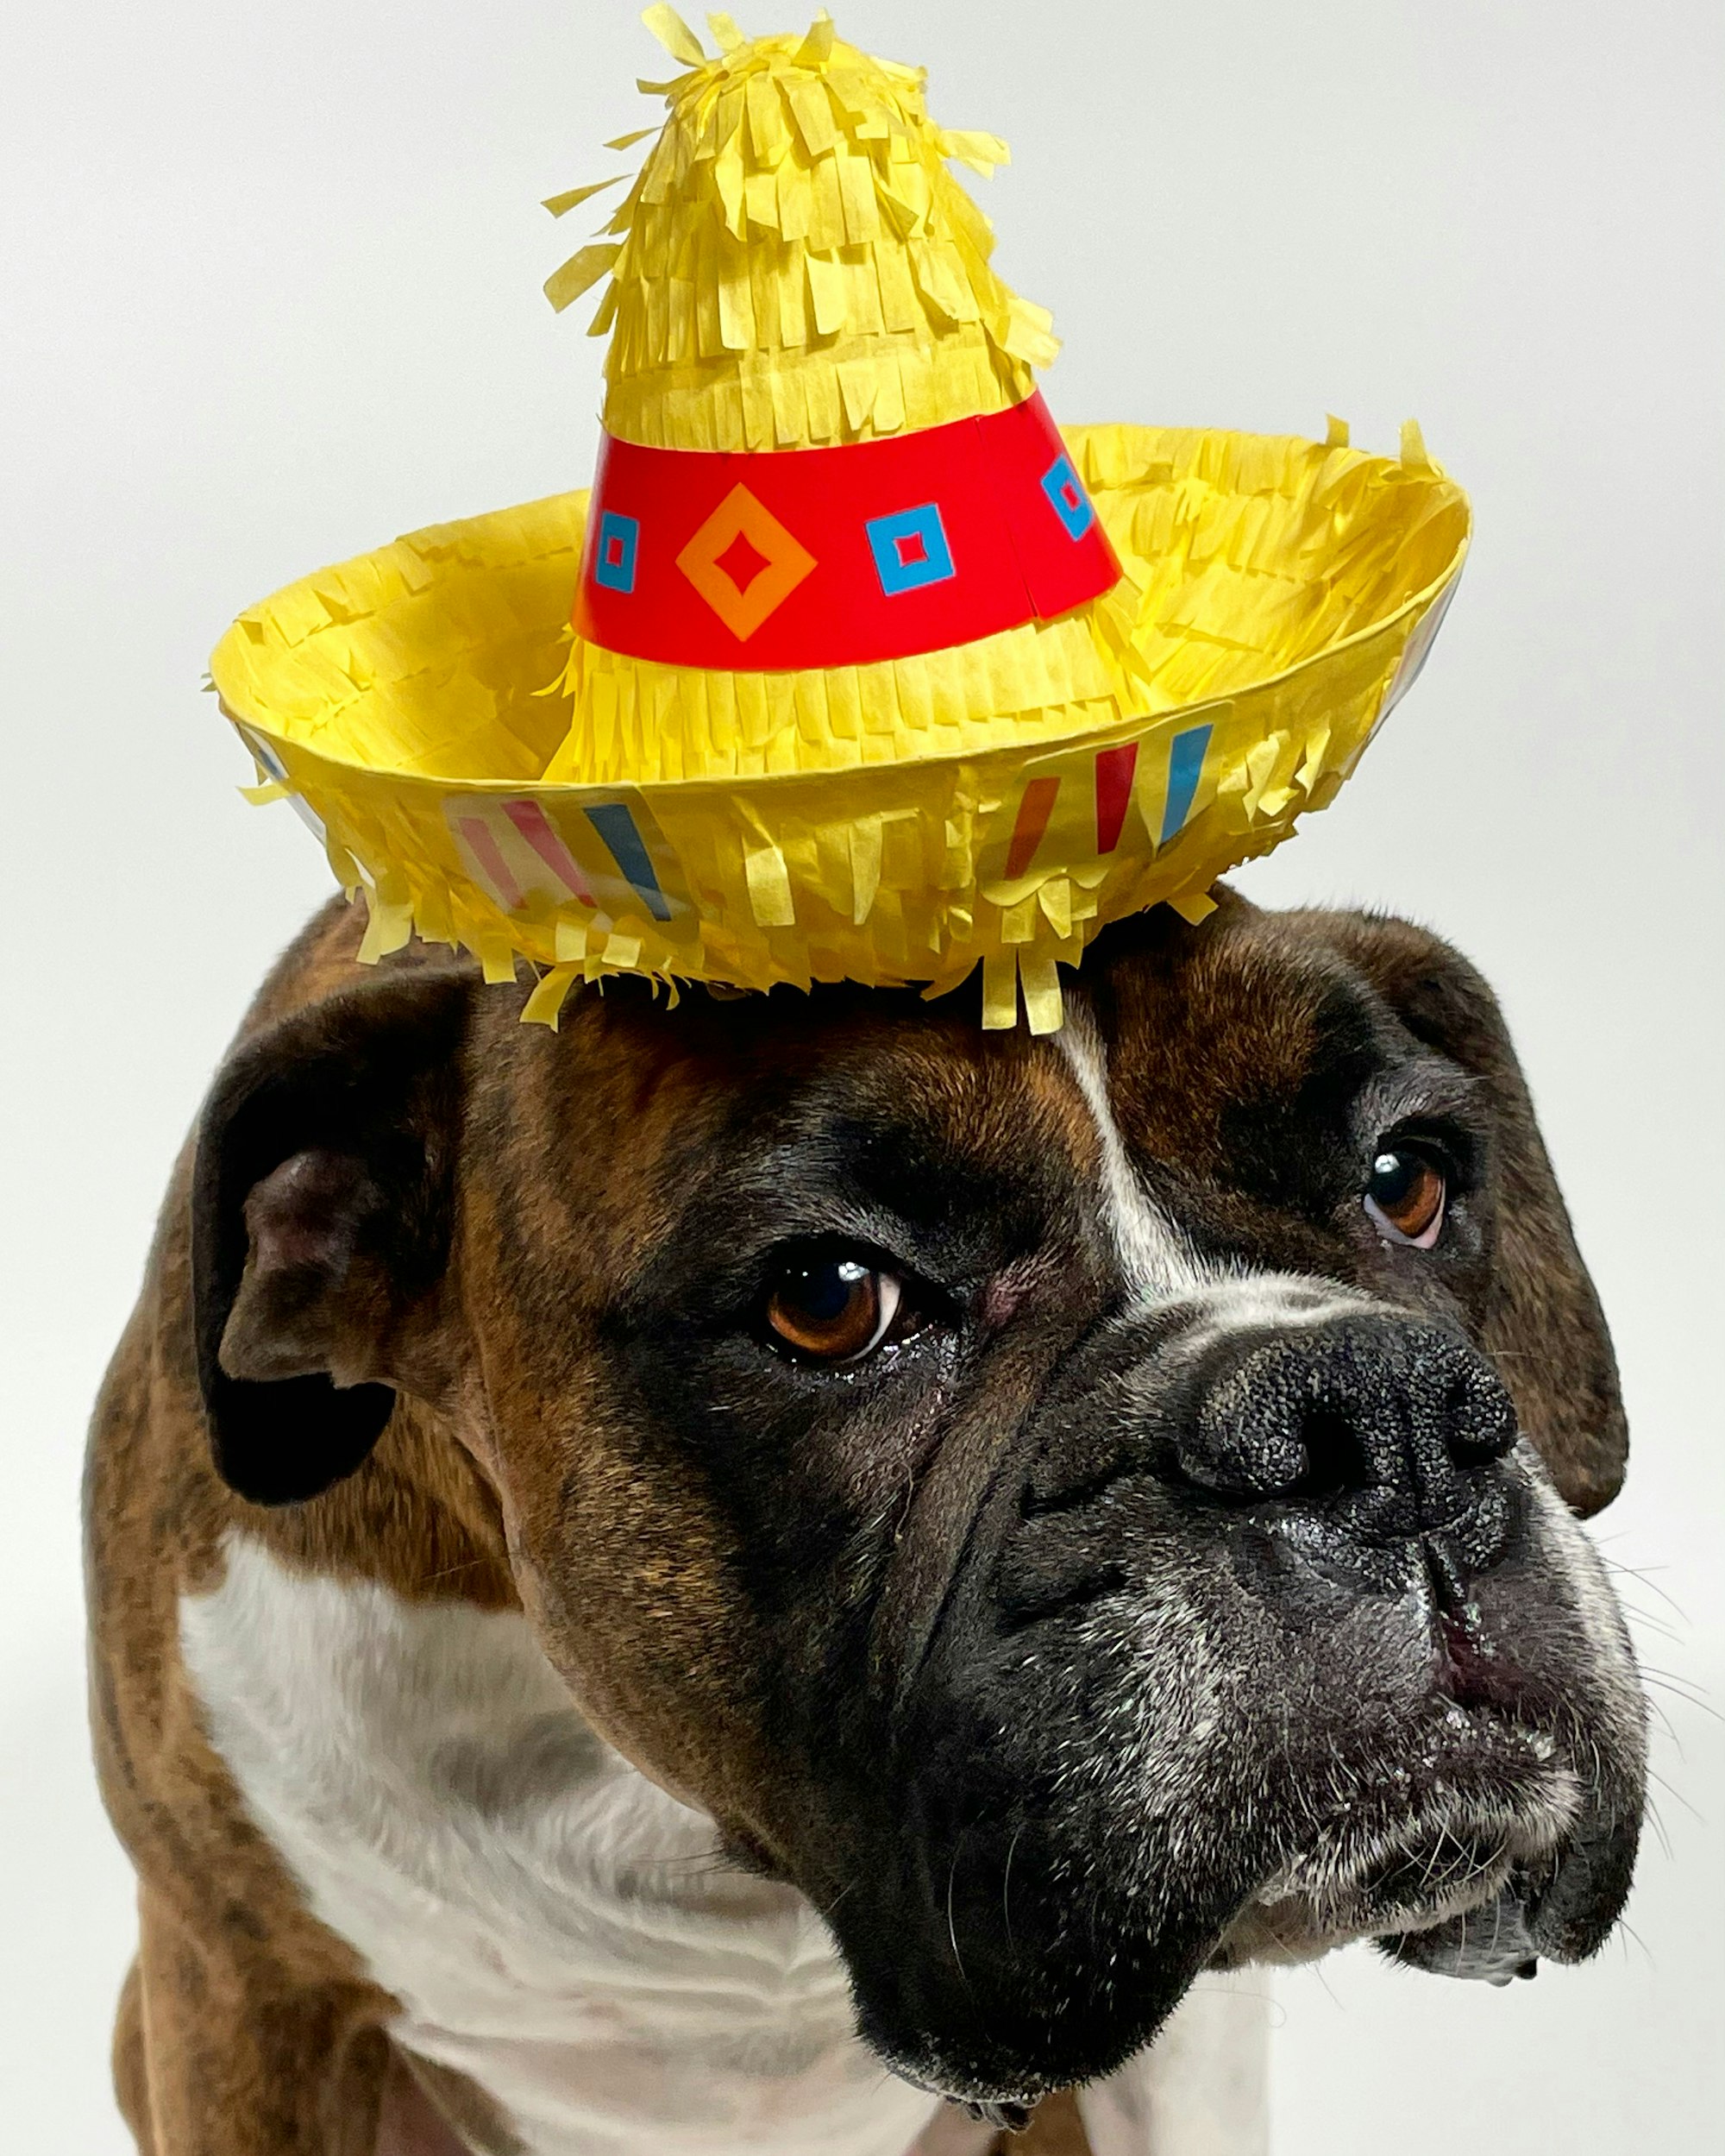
593 510 640 595
1040 453 1095 541
867 502 956 596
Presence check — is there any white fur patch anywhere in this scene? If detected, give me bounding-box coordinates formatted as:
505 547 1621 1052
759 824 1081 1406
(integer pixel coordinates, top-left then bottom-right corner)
1079 1978 1267 2156
179 1536 940 2156
179 1537 1262 2156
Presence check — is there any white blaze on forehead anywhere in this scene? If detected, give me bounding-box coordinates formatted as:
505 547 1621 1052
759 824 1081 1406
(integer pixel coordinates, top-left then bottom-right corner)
1056 998 1212 1302
1055 993 1372 1336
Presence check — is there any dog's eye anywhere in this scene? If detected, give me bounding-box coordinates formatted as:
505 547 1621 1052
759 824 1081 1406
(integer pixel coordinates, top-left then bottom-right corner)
1364 1147 1449 1248
766 1255 904 1363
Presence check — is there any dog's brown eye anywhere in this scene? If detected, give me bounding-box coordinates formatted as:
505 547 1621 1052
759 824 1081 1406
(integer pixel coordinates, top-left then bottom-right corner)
767 1257 903 1362
1364 1147 1448 1248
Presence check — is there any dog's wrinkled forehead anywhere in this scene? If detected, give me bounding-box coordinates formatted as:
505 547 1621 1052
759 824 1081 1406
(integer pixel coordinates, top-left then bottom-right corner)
589 907 1449 1292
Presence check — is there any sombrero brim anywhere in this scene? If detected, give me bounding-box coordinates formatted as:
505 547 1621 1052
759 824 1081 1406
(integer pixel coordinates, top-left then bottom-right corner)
210 421 1468 1031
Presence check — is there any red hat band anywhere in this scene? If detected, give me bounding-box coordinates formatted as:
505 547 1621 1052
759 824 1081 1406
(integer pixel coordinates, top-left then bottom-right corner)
573 390 1123 673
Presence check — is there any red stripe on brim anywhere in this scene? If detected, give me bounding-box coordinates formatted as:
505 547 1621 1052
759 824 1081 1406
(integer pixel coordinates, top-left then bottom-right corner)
1094 741 1138 854
1004 773 1063 883
503 797 596 906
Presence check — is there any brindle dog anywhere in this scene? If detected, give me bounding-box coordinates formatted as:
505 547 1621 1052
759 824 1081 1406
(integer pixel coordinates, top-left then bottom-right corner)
87 889 1645 2154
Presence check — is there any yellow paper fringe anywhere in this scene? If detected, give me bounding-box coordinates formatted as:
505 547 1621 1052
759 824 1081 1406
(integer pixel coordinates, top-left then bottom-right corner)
210 420 1469 1034
543 412 1465 787
543 13 1056 454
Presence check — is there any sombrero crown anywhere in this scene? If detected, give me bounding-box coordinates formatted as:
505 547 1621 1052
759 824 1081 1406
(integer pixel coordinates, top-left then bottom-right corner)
211 8 1469 1032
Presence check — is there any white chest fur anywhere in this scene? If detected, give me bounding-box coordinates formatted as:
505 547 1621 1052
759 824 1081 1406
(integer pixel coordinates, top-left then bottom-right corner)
180 1536 1265 2156
179 1535 948 2156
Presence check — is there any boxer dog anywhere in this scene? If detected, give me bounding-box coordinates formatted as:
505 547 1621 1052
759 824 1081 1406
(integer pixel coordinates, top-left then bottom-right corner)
87 888 1646 2155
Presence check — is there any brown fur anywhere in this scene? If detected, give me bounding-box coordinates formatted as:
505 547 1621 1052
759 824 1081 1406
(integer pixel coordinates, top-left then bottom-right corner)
85 910 474 2149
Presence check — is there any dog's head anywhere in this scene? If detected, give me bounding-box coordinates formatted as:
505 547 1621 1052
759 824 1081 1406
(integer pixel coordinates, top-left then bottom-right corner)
192 894 1646 2107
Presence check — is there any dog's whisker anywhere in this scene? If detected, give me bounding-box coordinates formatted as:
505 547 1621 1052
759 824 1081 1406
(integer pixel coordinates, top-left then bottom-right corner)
1636 1689 1682 1754
1596 1554 1690 1625
1000 1821 1026 1962
945 1839 976 2002
1640 1766 1703 1829
1640 1794 1675 1864
819 1876 859 1920
1637 1671 1724 1728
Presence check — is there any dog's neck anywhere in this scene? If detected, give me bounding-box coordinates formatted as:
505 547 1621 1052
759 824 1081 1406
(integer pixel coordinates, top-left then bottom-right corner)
179 1531 951 2156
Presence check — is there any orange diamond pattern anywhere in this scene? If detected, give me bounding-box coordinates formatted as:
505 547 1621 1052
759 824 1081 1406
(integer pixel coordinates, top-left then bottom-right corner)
675 484 817 643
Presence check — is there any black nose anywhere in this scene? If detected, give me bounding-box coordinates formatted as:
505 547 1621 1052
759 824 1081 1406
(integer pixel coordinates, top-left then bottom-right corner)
1179 1318 1518 1544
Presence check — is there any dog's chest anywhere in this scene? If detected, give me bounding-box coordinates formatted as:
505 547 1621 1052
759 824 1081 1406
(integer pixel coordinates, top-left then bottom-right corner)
179 1536 944 2156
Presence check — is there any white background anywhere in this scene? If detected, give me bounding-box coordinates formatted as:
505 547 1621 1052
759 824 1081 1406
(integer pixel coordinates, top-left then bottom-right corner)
3 3 1720 2149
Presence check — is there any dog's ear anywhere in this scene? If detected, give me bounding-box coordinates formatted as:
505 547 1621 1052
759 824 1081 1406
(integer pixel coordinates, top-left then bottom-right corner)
1291 908 1627 1515
191 970 470 1505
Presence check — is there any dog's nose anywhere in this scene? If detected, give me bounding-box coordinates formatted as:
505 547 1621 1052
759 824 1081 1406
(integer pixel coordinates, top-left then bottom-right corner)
1178 1318 1518 1543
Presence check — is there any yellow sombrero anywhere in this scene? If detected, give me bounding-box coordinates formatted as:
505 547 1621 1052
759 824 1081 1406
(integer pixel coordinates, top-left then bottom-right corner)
210 7 1468 1034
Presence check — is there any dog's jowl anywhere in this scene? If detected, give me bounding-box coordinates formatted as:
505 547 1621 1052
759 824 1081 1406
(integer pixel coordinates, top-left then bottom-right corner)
87 894 1645 2154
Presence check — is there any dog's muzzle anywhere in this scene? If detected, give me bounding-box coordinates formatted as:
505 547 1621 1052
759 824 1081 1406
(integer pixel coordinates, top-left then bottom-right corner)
1011 1301 1524 1620
825 1294 1641 2108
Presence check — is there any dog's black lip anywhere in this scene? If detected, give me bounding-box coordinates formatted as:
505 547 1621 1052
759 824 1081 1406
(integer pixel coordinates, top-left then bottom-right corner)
1381 1874 1542 1983
964 2098 1033 2132
1381 1782 1639 1973
889 2059 1043 2116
